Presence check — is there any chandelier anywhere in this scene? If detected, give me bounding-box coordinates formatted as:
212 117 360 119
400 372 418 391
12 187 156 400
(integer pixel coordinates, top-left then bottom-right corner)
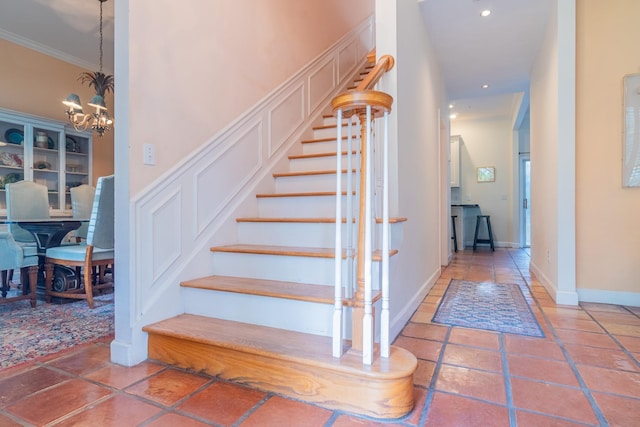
62 0 114 137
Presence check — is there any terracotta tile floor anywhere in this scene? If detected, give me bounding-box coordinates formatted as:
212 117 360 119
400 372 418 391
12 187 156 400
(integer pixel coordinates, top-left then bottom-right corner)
1 249 639 426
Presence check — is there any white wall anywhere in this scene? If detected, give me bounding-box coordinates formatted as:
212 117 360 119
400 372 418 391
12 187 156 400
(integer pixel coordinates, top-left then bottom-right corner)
377 0 447 338
529 0 578 305
451 117 516 247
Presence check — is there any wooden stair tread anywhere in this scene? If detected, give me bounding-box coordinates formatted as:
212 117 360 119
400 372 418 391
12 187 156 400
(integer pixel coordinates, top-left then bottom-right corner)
301 136 354 144
256 191 352 198
288 150 357 160
236 217 408 224
143 314 416 379
313 123 347 131
182 275 336 304
273 169 355 178
210 244 399 259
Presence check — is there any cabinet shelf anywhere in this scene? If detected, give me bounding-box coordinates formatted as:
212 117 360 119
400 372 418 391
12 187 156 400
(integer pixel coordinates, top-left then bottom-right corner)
0 108 92 213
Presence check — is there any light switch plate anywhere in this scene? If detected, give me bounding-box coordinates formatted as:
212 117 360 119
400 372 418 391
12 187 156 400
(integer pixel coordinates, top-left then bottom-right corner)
143 143 155 165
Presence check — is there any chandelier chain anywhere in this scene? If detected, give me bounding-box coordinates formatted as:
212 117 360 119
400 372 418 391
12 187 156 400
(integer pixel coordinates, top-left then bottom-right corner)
99 0 104 72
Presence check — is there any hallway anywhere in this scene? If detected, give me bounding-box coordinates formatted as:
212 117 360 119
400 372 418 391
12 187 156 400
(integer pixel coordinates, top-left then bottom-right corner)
0 249 638 426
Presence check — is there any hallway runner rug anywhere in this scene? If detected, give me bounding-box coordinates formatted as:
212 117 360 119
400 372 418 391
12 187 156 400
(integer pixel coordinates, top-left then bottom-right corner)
432 280 544 337
0 293 113 370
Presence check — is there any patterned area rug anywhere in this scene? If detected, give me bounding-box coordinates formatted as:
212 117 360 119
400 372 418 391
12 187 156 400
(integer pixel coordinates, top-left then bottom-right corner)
0 292 113 369
432 280 544 337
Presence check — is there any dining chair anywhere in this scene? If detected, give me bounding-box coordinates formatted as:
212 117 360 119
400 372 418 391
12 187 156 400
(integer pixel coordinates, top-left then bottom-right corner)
5 180 50 245
0 232 40 308
70 184 96 242
44 175 114 308
4 180 49 289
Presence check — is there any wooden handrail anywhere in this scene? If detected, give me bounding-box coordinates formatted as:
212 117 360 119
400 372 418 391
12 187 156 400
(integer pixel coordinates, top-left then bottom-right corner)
356 54 395 91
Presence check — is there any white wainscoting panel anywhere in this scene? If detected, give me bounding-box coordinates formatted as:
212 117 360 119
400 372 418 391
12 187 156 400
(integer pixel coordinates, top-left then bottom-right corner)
338 41 359 83
308 57 336 114
195 121 263 235
268 84 305 158
150 188 182 282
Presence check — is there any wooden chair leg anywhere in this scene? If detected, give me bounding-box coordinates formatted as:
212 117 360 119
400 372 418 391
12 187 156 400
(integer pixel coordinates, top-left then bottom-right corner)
26 265 38 308
44 263 55 303
84 246 95 309
1 270 8 298
84 264 94 309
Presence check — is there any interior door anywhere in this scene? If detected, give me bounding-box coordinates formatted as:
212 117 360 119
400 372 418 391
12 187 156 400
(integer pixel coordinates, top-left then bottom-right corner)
520 155 531 247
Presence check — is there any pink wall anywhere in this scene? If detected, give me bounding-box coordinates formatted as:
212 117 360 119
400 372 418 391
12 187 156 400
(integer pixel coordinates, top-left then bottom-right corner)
127 0 374 193
0 38 114 183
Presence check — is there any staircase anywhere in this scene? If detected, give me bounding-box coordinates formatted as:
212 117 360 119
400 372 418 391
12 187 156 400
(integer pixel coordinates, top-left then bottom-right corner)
143 56 417 419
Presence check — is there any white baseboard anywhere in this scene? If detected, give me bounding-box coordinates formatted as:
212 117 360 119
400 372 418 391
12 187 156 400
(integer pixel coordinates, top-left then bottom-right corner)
577 289 640 307
389 268 441 341
529 260 579 306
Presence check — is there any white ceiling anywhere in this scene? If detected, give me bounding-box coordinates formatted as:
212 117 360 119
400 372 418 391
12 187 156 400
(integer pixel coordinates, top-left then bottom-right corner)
0 0 114 73
0 0 551 121
419 0 553 121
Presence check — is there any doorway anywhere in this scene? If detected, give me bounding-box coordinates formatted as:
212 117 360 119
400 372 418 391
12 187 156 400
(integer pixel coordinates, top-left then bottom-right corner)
520 155 531 248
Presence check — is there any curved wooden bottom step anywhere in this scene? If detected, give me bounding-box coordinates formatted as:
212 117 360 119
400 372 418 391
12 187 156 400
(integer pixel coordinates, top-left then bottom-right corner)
144 314 417 419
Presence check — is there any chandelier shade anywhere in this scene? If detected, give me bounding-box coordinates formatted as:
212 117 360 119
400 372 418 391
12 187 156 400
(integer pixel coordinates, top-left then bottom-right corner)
62 0 113 137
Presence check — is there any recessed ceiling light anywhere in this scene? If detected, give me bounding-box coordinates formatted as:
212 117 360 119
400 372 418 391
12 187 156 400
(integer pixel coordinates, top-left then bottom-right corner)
481 84 490 89
449 104 454 109
449 113 457 119
480 9 491 17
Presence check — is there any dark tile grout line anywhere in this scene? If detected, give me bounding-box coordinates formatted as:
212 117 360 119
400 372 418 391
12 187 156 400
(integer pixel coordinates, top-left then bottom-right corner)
499 334 517 427
417 326 453 427
441 251 601 426
506 249 609 427
580 307 640 370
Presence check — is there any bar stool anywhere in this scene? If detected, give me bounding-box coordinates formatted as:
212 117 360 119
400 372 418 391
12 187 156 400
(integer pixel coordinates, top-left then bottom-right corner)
451 215 458 252
473 215 495 251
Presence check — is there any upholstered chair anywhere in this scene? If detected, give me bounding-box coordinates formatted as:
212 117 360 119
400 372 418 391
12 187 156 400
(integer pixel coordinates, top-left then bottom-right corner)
5 180 50 245
0 232 40 307
44 175 114 308
70 184 96 242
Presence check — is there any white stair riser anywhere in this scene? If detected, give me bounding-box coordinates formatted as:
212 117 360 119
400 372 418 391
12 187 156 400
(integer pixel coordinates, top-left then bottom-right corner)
289 154 360 172
211 251 347 285
237 221 404 249
238 222 356 248
274 173 356 193
322 116 339 126
258 195 356 217
312 126 348 140
301 138 360 155
322 116 361 130
183 288 334 336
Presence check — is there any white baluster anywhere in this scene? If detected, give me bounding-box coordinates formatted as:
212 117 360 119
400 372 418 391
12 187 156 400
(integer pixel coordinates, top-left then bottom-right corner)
345 118 354 299
333 109 343 358
381 111 390 358
363 105 373 365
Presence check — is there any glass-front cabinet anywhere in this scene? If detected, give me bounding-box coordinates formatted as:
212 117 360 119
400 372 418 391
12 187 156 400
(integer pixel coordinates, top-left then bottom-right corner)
0 108 92 214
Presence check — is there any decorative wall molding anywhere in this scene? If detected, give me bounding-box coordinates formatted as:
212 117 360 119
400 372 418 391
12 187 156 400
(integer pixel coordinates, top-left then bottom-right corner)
127 17 375 337
268 84 304 158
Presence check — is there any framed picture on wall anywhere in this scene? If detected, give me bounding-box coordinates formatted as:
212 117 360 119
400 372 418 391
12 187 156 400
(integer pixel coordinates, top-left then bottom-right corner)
477 166 495 183
623 73 640 187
